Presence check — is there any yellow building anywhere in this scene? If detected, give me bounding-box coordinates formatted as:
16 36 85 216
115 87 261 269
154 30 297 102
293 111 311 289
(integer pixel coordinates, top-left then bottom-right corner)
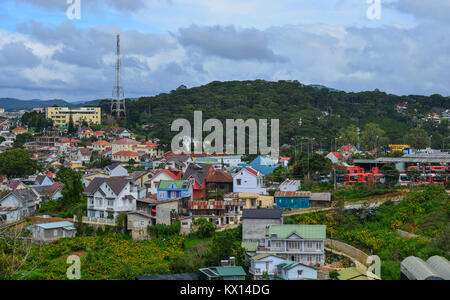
239 193 274 209
46 107 101 127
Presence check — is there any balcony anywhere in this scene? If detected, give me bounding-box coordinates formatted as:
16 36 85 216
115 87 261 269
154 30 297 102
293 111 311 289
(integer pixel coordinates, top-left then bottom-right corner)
81 216 116 225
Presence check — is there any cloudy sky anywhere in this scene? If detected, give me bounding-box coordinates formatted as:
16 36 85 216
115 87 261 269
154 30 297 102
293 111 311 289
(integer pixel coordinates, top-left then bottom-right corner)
0 0 449 101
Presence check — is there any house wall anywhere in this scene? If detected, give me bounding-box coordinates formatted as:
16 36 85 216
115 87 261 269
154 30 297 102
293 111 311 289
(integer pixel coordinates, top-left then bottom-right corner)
275 196 310 209
127 213 152 240
109 165 129 177
242 218 282 243
233 169 266 194
251 256 285 277
281 265 317 280
156 200 179 225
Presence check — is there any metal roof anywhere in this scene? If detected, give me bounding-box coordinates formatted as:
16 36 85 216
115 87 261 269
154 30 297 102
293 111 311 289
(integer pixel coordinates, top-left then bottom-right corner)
36 221 75 230
376 153 450 164
268 224 326 239
426 256 450 280
401 256 445 280
242 208 282 220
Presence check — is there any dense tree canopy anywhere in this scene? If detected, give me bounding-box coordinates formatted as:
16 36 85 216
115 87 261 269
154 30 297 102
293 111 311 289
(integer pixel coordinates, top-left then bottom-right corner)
20 112 53 132
0 149 39 178
404 128 430 149
95 80 450 151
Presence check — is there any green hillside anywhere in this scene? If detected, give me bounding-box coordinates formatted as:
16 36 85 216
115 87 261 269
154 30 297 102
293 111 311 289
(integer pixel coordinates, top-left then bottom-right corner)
97 80 449 150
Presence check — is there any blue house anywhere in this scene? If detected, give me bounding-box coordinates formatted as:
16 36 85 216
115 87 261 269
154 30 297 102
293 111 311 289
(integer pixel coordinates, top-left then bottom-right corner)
274 191 311 209
238 155 279 176
157 180 193 201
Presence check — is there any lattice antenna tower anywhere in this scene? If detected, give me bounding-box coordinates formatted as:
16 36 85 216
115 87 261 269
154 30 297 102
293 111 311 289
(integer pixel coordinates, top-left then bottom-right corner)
111 34 126 119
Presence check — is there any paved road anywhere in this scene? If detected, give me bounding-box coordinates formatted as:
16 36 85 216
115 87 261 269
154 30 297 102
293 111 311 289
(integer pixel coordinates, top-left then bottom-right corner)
282 195 404 217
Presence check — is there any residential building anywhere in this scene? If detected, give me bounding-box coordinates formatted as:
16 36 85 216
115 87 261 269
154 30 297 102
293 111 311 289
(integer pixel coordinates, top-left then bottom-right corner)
310 193 332 208
104 163 129 177
182 163 213 200
239 155 279 176
257 224 326 266
12 127 28 135
130 170 153 188
233 167 267 195
188 198 242 226
31 182 64 202
112 150 140 162
77 148 93 164
111 138 139 154
145 169 182 196
0 189 39 222
199 259 246 280
274 191 312 209
238 193 274 209
92 140 111 153
157 180 193 201
242 208 283 244
30 221 76 242
249 254 285 279
279 179 301 192
84 177 137 221
33 174 54 187
206 169 233 194
166 155 193 172
275 260 317 280
46 107 101 127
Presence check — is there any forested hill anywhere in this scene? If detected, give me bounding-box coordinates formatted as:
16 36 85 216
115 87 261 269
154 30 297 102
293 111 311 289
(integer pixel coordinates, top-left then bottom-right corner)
98 80 450 149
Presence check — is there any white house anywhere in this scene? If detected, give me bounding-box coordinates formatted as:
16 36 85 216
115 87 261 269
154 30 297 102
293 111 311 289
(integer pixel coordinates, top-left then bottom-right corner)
279 179 301 192
145 169 181 195
257 224 326 266
30 221 76 242
84 177 137 221
250 254 286 279
275 260 318 280
0 190 39 222
104 163 129 177
233 167 267 195
250 254 317 280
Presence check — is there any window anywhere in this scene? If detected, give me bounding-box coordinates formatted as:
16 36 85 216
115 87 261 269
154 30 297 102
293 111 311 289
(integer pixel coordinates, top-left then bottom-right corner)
237 179 241 185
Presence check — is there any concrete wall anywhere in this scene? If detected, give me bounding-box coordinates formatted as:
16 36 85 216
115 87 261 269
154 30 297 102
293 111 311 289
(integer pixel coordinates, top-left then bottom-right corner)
325 239 369 268
243 218 282 243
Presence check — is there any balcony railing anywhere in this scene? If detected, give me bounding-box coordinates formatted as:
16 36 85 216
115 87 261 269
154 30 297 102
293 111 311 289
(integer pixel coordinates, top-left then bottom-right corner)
81 216 116 225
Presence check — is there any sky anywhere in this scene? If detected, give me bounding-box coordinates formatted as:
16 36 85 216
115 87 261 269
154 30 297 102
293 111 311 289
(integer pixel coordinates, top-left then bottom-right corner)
0 0 449 101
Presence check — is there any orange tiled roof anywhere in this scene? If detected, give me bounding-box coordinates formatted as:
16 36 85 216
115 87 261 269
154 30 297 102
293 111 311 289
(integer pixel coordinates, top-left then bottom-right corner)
113 151 140 157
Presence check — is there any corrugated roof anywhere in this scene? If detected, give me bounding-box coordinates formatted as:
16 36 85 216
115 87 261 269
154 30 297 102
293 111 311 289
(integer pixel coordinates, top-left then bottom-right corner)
242 208 282 220
36 221 75 230
268 224 326 239
212 266 246 277
426 256 450 280
401 256 444 280
337 267 370 280
158 180 189 189
275 191 311 197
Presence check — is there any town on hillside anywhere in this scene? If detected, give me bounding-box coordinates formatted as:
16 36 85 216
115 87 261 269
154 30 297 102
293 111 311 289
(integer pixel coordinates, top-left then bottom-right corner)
0 105 449 281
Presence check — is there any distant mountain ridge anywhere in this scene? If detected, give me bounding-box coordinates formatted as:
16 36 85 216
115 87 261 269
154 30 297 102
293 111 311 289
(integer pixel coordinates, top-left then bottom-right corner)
0 98 104 111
